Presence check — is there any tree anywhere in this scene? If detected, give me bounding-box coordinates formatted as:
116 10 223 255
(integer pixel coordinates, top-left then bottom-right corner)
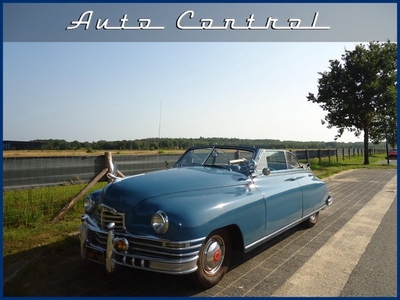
307 41 397 164
369 83 397 148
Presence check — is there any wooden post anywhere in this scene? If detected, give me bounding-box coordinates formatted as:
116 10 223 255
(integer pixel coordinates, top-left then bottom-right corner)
328 149 331 164
52 167 108 222
318 149 321 165
52 151 125 222
105 151 125 179
105 152 114 182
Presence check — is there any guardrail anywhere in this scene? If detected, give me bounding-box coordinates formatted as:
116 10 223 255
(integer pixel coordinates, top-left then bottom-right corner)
3 148 385 191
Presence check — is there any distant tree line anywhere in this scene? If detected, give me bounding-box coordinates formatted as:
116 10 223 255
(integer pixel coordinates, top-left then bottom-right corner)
30 137 386 152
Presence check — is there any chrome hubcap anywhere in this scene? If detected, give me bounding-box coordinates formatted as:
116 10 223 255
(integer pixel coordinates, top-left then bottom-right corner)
202 235 225 276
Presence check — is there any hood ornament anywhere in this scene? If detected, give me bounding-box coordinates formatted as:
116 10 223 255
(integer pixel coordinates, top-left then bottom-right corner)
107 172 121 183
106 160 121 183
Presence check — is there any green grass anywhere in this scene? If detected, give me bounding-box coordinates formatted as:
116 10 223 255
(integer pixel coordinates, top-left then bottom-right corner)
3 182 107 256
3 154 396 257
307 154 396 178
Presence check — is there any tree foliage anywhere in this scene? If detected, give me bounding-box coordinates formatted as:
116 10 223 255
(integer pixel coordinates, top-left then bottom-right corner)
307 41 397 164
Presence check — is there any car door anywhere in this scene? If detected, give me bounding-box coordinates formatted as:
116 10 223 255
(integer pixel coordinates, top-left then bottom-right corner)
255 151 303 235
285 151 327 216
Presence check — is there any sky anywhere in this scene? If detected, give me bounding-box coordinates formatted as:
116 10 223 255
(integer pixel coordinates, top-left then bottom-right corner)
4 41 370 143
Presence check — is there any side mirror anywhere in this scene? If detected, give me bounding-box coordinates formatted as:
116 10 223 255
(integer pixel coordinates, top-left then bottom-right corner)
262 168 271 176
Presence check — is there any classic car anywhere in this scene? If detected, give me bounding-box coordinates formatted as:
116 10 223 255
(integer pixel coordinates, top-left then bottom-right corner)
79 145 332 288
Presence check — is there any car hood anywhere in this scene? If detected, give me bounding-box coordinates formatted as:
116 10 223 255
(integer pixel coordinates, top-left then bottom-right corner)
100 166 248 212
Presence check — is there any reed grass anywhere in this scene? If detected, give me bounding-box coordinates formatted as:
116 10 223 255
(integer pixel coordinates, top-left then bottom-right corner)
3 182 107 228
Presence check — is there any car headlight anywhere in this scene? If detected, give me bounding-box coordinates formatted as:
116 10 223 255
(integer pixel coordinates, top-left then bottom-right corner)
151 210 169 234
84 195 95 213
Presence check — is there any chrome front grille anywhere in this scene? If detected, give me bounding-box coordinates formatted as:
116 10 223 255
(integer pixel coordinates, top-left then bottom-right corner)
91 229 204 258
83 210 205 274
97 203 125 230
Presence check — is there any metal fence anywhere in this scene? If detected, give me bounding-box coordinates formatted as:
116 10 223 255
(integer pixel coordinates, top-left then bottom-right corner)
2 154 181 191
3 149 385 191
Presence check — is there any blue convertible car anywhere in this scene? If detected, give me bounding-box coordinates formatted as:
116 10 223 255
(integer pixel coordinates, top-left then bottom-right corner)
80 146 332 288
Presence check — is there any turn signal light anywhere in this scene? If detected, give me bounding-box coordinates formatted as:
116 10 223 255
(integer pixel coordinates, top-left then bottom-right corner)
114 238 129 252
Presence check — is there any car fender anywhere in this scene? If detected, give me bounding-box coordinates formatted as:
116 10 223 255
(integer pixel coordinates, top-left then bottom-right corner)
129 183 266 245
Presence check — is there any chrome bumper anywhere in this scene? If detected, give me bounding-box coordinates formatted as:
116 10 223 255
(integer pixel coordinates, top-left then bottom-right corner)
79 215 203 275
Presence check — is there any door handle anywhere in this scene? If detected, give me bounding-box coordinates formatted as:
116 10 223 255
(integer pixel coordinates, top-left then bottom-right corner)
291 175 306 181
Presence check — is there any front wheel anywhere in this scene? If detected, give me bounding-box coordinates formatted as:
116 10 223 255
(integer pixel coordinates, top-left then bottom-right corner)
196 229 231 288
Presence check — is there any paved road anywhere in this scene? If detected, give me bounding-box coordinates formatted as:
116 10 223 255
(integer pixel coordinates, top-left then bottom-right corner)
4 168 397 296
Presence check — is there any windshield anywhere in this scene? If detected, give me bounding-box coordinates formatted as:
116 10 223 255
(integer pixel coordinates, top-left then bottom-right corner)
175 147 255 170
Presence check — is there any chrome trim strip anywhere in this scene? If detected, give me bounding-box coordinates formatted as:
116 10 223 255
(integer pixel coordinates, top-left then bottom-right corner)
132 240 202 251
87 236 201 258
114 250 199 264
127 245 201 257
115 253 199 275
83 213 205 246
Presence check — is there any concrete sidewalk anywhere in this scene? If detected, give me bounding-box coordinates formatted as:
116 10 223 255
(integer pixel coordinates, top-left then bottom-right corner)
273 173 397 296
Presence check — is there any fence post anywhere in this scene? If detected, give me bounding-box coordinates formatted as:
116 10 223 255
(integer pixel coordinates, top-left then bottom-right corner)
336 148 339 162
105 151 125 179
328 149 331 164
342 148 345 160
306 149 309 163
52 151 124 222
105 152 114 182
318 149 321 165
52 167 109 222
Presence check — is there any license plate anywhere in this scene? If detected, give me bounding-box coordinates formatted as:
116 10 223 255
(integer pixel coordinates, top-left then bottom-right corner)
87 247 105 264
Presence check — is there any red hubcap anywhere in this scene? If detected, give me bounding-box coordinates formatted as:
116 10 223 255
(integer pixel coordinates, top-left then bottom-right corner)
213 249 221 262
202 236 225 275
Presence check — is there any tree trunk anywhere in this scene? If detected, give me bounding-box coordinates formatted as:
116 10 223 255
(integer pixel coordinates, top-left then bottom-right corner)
363 127 369 165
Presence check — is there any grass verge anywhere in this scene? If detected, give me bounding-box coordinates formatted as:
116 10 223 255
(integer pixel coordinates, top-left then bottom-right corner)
307 154 396 178
3 182 107 256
